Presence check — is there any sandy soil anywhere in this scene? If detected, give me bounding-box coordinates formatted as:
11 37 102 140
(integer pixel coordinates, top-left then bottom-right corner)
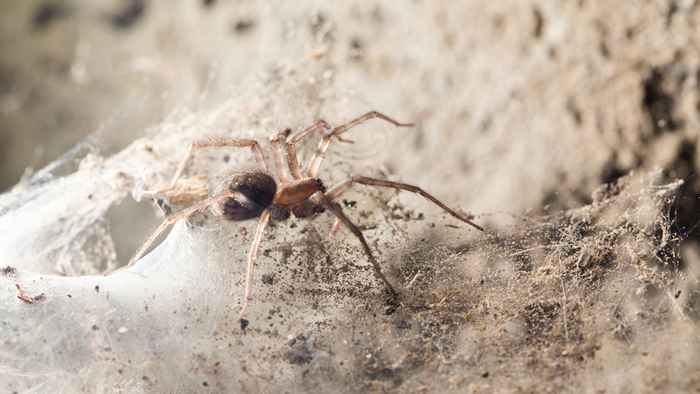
1 1 699 393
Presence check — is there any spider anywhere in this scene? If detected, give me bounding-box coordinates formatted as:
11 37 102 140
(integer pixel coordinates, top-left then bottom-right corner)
126 111 484 327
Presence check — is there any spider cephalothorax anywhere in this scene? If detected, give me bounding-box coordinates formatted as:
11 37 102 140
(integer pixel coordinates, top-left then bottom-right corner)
123 111 484 327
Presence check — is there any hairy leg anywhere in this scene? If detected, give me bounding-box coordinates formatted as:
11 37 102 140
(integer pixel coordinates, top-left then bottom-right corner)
166 137 268 192
305 111 414 178
239 209 271 321
326 176 484 232
285 120 330 180
329 216 343 236
269 129 292 183
125 192 233 268
317 194 398 296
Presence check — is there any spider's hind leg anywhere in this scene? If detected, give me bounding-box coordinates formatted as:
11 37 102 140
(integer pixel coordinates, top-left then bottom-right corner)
119 193 233 271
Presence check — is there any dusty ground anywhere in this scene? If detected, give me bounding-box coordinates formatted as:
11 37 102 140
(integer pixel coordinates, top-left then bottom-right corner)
1 1 699 393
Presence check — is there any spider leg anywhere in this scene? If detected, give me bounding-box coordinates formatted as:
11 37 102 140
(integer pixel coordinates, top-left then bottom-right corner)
329 217 343 236
317 194 398 297
166 137 268 191
269 129 292 184
125 192 233 268
239 209 271 320
285 120 330 180
305 111 414 178
326 176 484 232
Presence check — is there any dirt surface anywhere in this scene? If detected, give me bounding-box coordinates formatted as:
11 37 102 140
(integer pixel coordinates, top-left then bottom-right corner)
1 1 699 393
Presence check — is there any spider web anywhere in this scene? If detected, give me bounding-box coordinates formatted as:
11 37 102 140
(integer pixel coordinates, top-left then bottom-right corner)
0 60 696 393
0 61 425 393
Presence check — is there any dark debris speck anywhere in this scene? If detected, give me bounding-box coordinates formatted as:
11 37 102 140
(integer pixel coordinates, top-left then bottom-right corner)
32 2 71 31
396 320 411 329
261 273 274 285
232 19 256 34
384 294 400 315
1 266 17 276
111 0 146 30
286 334 314 365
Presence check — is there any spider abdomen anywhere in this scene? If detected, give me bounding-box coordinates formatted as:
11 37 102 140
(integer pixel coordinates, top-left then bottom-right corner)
214 171 277 221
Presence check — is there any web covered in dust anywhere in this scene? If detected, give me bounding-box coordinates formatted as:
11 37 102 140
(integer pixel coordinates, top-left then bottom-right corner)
0 62 695 393
0 64 427 393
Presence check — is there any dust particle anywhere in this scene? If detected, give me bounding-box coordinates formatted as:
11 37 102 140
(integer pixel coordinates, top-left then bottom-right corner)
111 0 145 30
232 19 255 34
261 273 274 285
286 334 314 365
1 266 16 276
32 2 71 31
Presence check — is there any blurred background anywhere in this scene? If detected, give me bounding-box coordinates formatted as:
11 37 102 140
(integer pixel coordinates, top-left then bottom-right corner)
0 0 261 189
3 0 700 233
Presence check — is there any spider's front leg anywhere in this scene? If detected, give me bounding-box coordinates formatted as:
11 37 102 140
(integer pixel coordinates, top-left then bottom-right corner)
325 175 484 232
269 129 292 184
284 120 330 180
317 194 398 297
305 111 414 178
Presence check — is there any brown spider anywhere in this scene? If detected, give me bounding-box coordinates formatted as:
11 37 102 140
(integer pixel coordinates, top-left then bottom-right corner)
126 111 483 327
